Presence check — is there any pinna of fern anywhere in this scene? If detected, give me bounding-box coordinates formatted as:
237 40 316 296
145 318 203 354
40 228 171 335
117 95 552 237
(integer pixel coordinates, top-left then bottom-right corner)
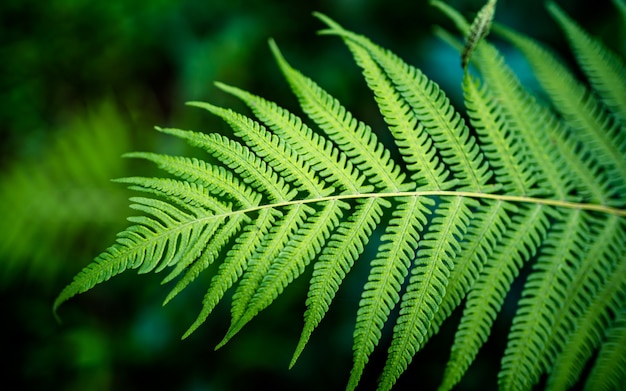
54 1 626 390
435 1 626 390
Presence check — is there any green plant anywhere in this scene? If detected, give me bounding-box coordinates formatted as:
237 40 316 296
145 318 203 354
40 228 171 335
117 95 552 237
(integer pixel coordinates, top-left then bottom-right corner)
54 1 626 390
0 100 131 284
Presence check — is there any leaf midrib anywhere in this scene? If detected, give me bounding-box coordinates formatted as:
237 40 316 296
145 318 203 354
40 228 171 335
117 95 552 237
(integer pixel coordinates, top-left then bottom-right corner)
194 191 626 221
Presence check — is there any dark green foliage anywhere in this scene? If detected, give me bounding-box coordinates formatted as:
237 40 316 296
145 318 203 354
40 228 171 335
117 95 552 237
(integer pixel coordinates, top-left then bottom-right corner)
0 101 131 283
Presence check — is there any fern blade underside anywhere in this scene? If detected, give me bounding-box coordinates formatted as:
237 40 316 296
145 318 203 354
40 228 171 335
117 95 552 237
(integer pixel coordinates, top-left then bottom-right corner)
55 2 626 391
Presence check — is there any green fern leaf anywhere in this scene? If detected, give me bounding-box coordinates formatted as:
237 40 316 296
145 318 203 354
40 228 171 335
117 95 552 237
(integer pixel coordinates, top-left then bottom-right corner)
548 1 626 123
427 199 512 342
122 152 262 208
344 42 451 191
380 196 474 391
165 214 247 303
434 5 596 203
584 303 626 391
54 193 220 316
495 24 626 203
499 209 591 390
214 82 369 194
269 39 406 193
462 73 536 194
322 22 494 193
188 102 333 198
222 203 315 341
221 200 347 346
530 214 625 380
290 196 387 367
183 207 279 339
54 3 626 391
546 231 626 391
440 204 551 391
157 127 296 202
347 195 432 391
470 44 573 199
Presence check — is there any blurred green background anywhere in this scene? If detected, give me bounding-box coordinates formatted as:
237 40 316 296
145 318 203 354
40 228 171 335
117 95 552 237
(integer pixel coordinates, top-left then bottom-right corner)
1 0 621 390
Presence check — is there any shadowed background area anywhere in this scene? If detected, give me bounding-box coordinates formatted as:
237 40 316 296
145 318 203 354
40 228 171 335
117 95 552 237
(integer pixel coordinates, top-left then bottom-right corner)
0 0 621 390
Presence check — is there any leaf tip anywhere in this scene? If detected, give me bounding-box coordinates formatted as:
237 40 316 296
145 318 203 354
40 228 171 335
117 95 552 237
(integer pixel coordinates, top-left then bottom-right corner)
214 336 230 351
313 12 345 35
52 298 64 324
185 101 206 109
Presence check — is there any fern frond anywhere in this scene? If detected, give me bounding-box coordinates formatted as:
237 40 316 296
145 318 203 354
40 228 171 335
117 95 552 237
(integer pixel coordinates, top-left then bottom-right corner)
437 0 614 205
546 228 626 391
440 203 551 391
167 213 247 302
54 4 626 391
111 177 235 277
427 199 512 341
157 127 295 202
187 102 332 198
495 24 626 202
53 193 221 316
584 304 626 391
528 214 625 378
467 39 574 198
116 166 237 211
122 153 261 208
269 39 406 192
183 207 279 339
220 203 315 345
222 200 347 345
335 39 451 191
290 197 388 367
548 1 626 123
462 74 536 194
348 195 432 391
213 82 369 194
499 209 591 390
379 196 473 391
321 21 494 193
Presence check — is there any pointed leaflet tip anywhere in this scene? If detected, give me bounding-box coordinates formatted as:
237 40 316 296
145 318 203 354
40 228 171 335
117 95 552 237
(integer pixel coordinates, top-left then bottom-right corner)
214 327 237 351
269 39 300 87
289 330 312 369
312 12 343 30
312 12 349 38
185 101 227 118
52 298 64 324
181 316 204 340
214 311 252 351
268 38 285 65
185 101 208 109
213 81 227 90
